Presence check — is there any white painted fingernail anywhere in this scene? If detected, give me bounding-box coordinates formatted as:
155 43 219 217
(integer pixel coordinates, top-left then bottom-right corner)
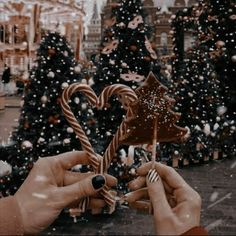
147 169 159 183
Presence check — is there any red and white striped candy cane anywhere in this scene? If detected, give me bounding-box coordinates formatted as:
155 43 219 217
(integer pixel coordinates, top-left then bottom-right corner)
97 84 137 109
61 84 99 169
61 83 138 212
98 85 138 172
61 83 115 210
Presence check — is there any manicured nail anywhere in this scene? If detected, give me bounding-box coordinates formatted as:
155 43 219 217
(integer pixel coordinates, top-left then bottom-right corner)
92 175 105 190
123 193 131 202
147 169 159 183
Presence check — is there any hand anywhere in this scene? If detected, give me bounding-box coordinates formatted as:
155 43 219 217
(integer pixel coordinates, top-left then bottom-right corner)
125 162 202 235
14 151 117 235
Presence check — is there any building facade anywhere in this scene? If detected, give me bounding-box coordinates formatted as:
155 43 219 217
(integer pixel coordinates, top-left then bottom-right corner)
83 1 101 61
0 0 84 76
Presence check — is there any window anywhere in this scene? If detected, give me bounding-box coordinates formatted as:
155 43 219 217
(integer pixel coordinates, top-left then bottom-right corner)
0 25 4 42
160 32 168 46
13 25 18 43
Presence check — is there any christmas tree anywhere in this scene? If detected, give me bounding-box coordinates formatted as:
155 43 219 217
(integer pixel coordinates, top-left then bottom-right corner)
196 0 236 158
172 45 221 161
0 32 95 196
197 0 236 116
169 0 236 162
92 0 161 153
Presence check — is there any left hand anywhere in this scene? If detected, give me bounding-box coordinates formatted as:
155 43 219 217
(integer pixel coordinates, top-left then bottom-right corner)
14 151 117 235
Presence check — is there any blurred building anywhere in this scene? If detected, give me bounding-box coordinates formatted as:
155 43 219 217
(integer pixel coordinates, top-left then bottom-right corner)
153 0 197 55
99 0 197 56
83 1 101 61
0 0 85 76
100 0 116 31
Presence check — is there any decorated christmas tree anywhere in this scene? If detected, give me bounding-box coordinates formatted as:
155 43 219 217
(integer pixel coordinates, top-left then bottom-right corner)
196 0 236 158
172 45 221 161
197 0 236 116
169 0 235 162
92 0 161 154
0 32 95 196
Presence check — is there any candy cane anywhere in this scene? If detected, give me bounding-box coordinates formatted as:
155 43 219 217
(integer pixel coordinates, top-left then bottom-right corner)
97 84 137 109
61 84 99 169
61 83 138 212
61 84 115 210
98 85 137 171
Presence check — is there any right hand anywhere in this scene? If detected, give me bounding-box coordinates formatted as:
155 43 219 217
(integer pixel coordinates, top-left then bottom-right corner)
125 162 202 235
14 151 117 235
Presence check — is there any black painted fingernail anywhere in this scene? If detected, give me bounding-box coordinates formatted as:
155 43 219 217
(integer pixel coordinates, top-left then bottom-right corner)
92 175 105 190
148 169 159 183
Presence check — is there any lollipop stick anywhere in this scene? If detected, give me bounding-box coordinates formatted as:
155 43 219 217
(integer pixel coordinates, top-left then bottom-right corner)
100 157 103 174
152 118 157 168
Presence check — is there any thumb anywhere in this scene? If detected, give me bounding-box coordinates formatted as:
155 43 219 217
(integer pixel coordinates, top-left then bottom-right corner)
59 175 106 206
146 169 173 221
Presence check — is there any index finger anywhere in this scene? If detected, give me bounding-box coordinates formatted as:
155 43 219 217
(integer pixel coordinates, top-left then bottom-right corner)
137 162 189 190
51 151 90 169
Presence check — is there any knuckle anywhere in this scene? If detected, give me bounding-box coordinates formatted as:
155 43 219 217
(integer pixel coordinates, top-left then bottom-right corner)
34 156 58 170
79 181 90 197
52 158 61 169
166 166 176 174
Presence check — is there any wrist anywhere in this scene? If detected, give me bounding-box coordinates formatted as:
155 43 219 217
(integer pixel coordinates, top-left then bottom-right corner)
0 196 24 235
14 194 31 235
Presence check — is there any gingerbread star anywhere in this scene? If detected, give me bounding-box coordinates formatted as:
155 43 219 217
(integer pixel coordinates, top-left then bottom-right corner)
120 72 187 145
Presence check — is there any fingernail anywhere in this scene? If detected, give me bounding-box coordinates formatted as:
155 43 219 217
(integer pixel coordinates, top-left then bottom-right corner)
92 175 105 190
123 193 131 200
147 169 159 183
